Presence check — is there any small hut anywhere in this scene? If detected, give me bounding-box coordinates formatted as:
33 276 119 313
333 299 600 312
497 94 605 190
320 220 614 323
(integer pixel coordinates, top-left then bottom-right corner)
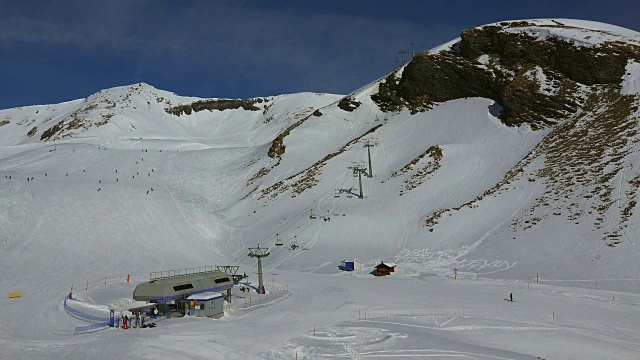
186 292 225 318
374 261 395 276
340 260 362 271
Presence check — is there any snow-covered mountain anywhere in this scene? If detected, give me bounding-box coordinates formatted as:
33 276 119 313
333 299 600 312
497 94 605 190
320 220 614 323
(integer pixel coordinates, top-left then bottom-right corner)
2 19 640 359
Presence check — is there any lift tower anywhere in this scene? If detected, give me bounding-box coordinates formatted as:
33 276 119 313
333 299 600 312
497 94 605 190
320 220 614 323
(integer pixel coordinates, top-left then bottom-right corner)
216 265 240 301
353 164 368 199
363 138 378 177
248 245 270 294
398 49 408 65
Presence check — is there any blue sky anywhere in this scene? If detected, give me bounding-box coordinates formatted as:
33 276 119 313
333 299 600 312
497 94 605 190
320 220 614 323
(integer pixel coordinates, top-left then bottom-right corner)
1 0 639 109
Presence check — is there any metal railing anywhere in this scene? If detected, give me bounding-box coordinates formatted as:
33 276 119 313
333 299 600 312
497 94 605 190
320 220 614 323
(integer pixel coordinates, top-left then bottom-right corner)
150 265 218 281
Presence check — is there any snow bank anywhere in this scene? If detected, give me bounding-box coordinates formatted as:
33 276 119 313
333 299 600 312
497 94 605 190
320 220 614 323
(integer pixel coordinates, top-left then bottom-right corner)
622 61 640 95
494 19 640 47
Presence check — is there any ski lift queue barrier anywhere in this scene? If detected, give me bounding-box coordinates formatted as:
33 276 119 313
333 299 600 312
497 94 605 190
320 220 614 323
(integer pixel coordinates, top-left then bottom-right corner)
64 295 111 323
64 295 112 335
66 294 178 335
74 322 110 335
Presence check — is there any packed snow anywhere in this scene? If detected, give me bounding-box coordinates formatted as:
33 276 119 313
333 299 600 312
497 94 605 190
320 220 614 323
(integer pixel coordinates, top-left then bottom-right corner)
499 19 640 47
622 61 640 95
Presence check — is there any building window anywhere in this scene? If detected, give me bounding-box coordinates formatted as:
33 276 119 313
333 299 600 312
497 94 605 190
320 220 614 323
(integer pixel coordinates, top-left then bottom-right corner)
199 303 204 310
173 283 194 291
214 277 230 284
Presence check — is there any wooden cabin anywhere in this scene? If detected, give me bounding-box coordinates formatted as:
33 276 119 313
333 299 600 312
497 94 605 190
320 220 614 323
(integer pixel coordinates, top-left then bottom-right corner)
374 261 395 276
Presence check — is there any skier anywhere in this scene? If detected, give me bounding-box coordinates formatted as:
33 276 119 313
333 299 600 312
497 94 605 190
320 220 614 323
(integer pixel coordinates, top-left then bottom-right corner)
510 293 513 302
97 188 101 191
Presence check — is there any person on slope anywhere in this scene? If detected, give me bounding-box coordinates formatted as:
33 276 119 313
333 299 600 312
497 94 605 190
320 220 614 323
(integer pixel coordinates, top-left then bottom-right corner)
510 293 513 302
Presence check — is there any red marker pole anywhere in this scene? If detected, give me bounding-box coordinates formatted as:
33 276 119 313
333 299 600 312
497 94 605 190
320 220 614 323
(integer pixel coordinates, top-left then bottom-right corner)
127 274 130 283
553 311 555 324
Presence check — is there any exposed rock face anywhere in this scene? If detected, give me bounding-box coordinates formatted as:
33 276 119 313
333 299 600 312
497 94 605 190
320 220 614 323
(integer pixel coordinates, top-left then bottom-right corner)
391 21 640 129
458 25 637 85
166 98 264 116
370 71 406 113
337 96 361 112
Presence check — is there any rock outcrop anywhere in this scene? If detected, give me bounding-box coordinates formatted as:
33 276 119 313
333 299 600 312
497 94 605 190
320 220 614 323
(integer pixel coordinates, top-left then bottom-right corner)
385 20 640 129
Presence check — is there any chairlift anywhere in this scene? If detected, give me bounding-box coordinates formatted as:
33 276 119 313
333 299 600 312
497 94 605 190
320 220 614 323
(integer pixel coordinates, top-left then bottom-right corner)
289 236 299 250
309 209 317 219
334 189 341 198
275 233 283 246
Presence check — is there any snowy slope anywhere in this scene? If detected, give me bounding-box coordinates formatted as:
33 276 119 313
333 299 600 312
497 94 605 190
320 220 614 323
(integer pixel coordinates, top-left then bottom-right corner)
1 18 640 360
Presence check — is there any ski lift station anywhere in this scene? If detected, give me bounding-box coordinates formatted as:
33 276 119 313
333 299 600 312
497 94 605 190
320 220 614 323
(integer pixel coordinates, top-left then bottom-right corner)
133 266 234 317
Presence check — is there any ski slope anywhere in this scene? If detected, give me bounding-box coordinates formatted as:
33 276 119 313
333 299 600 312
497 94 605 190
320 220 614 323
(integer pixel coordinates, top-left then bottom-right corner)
1 86 639 359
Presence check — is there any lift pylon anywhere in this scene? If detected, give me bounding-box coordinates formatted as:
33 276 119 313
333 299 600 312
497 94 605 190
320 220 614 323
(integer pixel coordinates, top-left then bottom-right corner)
248 245 270 294
352 163 368 199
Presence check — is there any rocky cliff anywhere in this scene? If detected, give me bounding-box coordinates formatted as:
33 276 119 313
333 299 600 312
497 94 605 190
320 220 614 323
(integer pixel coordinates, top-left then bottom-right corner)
378 20 640 129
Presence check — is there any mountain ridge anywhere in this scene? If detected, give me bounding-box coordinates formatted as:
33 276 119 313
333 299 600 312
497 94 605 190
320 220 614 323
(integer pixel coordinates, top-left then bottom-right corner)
1 18 639 291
